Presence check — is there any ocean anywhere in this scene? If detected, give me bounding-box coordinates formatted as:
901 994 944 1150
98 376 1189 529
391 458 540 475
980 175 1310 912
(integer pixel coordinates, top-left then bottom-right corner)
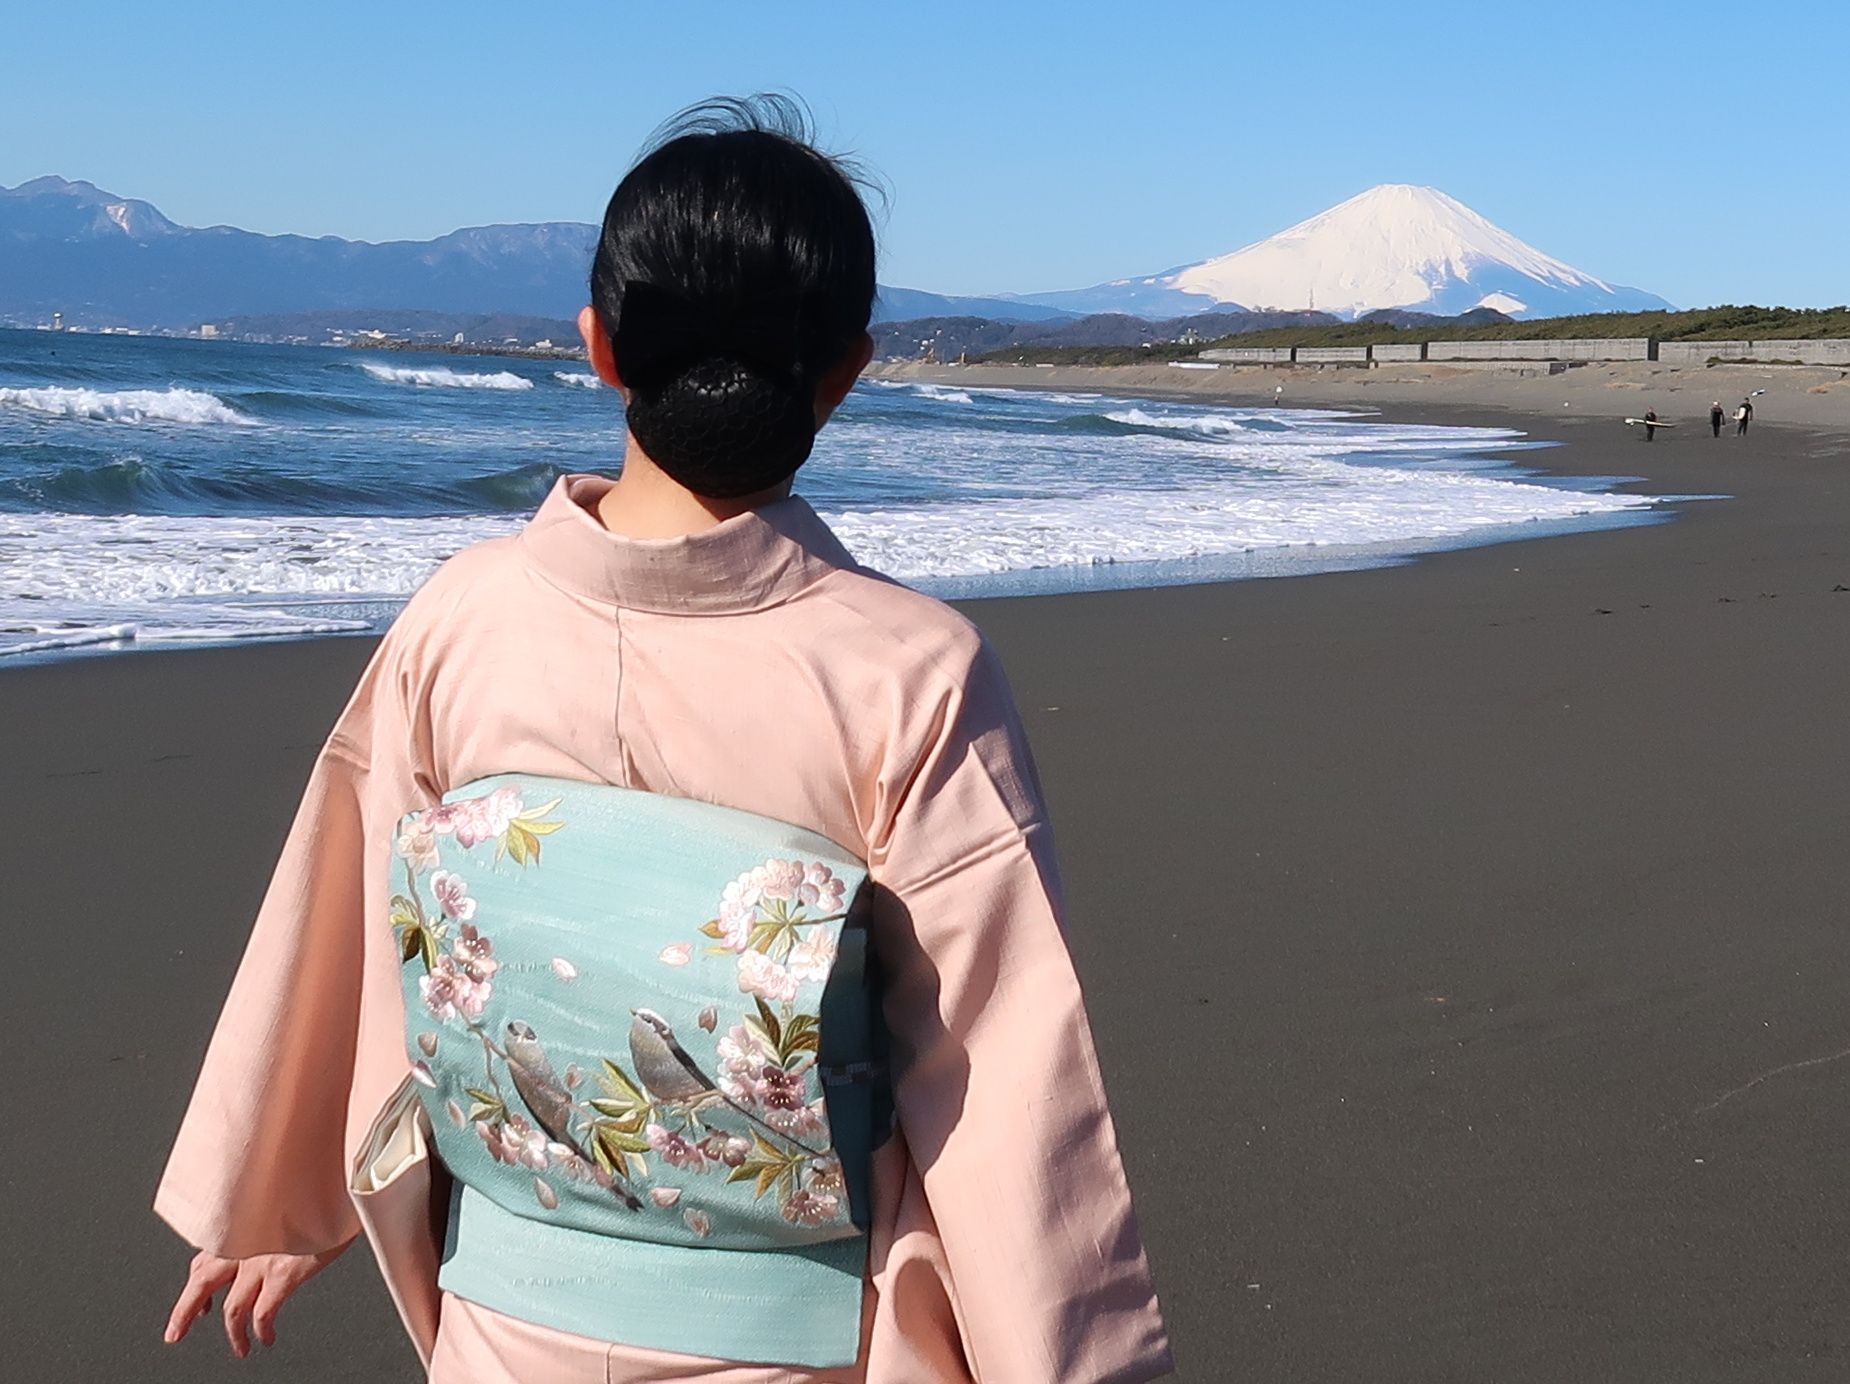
0 328 1662 660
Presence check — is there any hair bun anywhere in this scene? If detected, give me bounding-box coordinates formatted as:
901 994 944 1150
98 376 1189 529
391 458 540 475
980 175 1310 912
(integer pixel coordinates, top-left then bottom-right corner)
590 97 877 497
625 358 817 499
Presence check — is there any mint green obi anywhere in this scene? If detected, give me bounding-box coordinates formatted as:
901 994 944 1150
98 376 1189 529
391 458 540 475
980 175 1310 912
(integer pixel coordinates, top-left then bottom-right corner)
388 774 888 1367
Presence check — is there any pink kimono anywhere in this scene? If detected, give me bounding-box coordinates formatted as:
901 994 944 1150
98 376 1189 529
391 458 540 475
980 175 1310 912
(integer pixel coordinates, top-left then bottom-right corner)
155 475 1173 1382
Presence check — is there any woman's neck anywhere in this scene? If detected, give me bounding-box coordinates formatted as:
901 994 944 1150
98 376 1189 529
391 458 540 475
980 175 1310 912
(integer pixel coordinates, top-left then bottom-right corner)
594 436 792 540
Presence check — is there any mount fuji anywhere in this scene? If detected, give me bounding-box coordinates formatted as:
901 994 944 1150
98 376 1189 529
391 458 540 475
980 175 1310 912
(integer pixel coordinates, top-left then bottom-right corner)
1018 185 1671 320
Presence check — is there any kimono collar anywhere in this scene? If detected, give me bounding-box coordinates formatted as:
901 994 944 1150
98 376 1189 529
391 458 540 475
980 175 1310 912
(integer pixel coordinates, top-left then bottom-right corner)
518 474 856 615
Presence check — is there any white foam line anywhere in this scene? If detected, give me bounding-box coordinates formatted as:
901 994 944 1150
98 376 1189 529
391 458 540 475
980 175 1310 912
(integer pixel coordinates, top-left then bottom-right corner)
0 623 137 656
359 363 534 391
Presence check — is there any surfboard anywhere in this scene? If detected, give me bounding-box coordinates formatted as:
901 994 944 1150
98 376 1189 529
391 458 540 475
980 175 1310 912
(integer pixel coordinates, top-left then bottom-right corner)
1624 417 1676 427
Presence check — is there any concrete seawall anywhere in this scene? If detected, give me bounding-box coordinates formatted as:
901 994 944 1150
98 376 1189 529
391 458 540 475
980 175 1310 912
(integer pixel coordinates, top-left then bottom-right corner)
1428 338 1655 362
1656 339 1850 366
1194 337 1850 368
1199 346 1295 364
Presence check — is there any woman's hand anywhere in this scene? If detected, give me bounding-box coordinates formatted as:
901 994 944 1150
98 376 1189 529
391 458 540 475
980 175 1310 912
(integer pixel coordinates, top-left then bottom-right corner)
163 1243 348 1357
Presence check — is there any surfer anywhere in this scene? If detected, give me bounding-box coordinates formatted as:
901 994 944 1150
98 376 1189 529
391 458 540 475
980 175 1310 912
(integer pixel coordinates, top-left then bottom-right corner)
1643 408 1658 442
1709 401 1724 438
1736 397 1753 436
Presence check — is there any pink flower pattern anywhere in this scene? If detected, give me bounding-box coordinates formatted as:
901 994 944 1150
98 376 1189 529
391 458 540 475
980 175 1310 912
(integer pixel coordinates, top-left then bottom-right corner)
647 1123 708 1172
430 870 475 921
736 948 799 1004
420 954 489 1022
786 929 836 983
395 820 440 871
715 858 847 952
453 924 497 983
715 1024 777 1104
781 1188 841 1227
399 805 856 1233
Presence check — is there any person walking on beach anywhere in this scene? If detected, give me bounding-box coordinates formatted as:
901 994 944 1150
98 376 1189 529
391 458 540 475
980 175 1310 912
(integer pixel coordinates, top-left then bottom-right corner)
1710 401 1724 438
1644 408 1659 441
1737 396 1754 436
153 96 1172 1384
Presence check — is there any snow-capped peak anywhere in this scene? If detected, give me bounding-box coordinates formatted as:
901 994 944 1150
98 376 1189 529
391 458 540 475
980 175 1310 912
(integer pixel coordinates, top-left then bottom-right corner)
1021 184 1670 320
1173 184 1612 313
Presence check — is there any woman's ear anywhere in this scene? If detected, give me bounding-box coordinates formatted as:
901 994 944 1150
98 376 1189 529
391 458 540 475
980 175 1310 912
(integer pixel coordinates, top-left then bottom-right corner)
578 306 625 390
814 333 875 426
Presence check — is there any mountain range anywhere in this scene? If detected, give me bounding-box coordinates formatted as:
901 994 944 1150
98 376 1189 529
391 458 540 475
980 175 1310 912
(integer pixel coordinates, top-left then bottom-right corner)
0 175 1670 333
0 177 1065 328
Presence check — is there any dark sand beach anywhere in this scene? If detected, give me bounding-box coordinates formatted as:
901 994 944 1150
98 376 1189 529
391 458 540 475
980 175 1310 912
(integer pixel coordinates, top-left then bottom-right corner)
8 407 1850 1381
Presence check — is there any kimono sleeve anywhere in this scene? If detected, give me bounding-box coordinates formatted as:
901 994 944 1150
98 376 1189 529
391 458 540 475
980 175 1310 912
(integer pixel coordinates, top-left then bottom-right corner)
870 636 1173 1384
153 629 437 1258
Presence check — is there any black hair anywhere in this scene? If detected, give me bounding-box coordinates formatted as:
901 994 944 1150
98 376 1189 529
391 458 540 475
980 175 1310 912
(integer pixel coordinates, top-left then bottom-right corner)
590 94 878 498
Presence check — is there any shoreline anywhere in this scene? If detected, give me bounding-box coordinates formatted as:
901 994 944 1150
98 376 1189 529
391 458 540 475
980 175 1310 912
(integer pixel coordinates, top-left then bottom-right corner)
4 388 1719 668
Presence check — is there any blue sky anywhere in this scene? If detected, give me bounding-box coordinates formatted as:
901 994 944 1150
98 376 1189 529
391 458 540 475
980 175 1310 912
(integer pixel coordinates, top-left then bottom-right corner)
5 1 1846 308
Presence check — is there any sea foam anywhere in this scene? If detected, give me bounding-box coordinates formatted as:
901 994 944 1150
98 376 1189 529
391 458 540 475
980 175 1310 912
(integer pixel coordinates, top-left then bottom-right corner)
0 337 1669 659
870 380 975 404
0 511 514 655
360 363 534 391
0 385 254 426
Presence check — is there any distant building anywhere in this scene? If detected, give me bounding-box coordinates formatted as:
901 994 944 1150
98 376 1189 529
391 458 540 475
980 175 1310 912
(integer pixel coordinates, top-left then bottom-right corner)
198 323 219 339
534 339 554 349
452 332 465 345
51 312 64 331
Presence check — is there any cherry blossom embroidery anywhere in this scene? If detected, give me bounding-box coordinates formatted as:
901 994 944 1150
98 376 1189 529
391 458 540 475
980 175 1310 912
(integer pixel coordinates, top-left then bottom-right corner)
737 948 799 1004
394 796 856 1232
399 785 564 870
430 871 476 921
634 854 858 1229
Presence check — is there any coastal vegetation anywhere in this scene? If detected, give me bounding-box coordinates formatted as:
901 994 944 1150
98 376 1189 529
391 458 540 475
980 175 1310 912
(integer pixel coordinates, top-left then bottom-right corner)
971 305 1850 366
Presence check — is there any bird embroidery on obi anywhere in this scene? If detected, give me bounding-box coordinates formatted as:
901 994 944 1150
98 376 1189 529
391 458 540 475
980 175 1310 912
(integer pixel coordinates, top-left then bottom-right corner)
505 1021 644 1211
631 1008 826 1158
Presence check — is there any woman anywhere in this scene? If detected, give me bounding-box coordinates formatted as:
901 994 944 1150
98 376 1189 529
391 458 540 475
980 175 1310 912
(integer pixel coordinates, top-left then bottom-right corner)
156 97 1171 1382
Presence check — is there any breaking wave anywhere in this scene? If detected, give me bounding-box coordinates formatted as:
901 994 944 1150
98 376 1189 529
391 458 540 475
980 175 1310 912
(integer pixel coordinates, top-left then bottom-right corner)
359 363 534 391
553 371 602 388
1103 408 1283 437
0 385 254 426
867 380 975 404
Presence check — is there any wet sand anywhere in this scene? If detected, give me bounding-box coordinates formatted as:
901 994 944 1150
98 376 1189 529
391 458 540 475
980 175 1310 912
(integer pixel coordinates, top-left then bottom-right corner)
7 409 1850 1380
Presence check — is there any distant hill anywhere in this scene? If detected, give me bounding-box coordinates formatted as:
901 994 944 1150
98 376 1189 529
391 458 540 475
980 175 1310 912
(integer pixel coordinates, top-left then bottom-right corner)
873 285 1071 324
0 176 1074 331
1357 305 1514 329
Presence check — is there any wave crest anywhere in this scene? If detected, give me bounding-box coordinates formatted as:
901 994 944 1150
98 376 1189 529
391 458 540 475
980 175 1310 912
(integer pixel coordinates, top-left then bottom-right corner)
553 371 602 389
0 385 254 426
359 363 534 391
865 380 975 405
